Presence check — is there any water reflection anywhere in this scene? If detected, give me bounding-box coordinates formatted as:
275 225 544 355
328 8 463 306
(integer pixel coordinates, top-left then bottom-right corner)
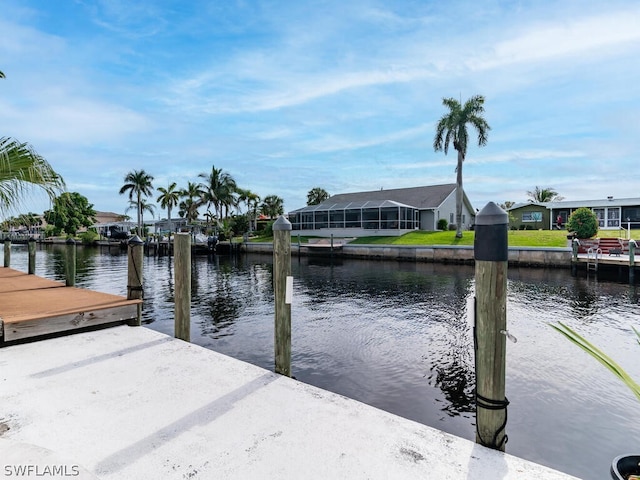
6 246 640 480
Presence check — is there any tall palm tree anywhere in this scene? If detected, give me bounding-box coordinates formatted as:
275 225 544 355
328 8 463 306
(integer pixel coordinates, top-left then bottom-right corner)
307 187 329 206
156 182 180 238
237 188 260 233
434 95 490 238
0 137 66 214
260 194 284 219
126 199 155 236
527 186 564 203
119 169 154 236
178 181 202 223
198 166 237 228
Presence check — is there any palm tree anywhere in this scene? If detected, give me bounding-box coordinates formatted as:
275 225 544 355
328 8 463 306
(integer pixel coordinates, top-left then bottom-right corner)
237 188 261 233
307 187 329 206
198 166 237 228
178 181 202 223
156 182 180 239
0 74 63 212
434 95 490 238
126 200 155 236
0 137 66 214
527 186 564 203
260 194 284 219
119 169 154 236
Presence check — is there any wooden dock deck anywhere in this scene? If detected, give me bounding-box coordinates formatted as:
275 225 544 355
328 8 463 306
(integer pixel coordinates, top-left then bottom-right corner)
0 267 142 344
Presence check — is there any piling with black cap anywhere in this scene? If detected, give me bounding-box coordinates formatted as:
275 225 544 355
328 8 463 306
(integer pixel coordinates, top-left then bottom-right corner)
473 202 509 451
273 215 292 377
65 238 76 287
127 235 144 326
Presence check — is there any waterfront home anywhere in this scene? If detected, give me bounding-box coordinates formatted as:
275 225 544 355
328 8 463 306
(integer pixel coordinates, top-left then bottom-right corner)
508 196 640 231
288 184 475 237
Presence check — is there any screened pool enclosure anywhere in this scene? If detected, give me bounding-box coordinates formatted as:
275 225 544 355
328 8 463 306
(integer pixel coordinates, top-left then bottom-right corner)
289 200 419 232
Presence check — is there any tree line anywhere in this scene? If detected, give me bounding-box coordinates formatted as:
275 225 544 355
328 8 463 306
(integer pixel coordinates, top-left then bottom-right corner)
118 166 286 238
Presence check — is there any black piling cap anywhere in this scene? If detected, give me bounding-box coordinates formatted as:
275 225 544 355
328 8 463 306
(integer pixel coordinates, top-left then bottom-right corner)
474 202 508 262
128 235 144 246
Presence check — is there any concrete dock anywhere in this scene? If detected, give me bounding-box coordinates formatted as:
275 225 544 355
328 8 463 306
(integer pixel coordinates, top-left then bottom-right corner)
0 326 579 479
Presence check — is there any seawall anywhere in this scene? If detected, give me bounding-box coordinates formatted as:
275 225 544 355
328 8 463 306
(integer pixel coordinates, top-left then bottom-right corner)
242 242 573 268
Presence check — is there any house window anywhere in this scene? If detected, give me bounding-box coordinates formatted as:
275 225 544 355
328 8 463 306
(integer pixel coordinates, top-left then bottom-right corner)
522 212 542 222
450 213 454 224
462 214 466 225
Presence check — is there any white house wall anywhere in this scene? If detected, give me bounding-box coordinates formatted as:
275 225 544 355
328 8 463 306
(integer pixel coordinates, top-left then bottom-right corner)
438 189 475 230
420 210 435 230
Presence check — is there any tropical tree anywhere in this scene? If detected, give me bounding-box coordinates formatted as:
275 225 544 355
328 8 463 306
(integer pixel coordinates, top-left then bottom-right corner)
198 166 237 227
0 137 66 215
434 95 490 238
236 188 260 233
178 181 202 223
1 72 65 213
307 187 329 206
126 199 155 236
119 169 154 236
260 194 284 219
43 192 96 236
527 186 564 203
156 182 180 238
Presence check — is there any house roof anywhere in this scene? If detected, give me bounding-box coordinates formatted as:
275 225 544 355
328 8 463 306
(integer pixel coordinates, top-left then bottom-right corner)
509 197 640 211
290 184 472 213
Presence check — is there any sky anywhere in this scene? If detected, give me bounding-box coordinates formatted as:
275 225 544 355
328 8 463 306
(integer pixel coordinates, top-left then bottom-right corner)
1 0 639 219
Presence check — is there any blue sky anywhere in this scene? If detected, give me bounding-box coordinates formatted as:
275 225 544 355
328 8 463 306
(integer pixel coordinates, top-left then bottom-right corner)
1 0 639 218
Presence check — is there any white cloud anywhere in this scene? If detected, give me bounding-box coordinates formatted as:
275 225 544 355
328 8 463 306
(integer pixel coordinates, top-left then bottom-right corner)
469 8 640 71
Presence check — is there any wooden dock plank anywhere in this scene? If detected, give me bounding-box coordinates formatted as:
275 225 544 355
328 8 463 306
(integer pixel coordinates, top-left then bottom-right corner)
0 267 142 343
0 269 65 293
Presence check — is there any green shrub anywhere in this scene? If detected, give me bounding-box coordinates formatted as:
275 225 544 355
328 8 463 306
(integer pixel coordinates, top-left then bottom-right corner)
566 207 598 239
79 230 99 245
437 219 448 231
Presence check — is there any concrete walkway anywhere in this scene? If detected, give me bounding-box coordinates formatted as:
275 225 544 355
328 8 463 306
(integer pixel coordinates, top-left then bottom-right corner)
0 326 579 479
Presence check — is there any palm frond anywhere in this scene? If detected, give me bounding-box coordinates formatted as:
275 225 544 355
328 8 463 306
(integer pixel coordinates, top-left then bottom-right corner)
0 137 65 213
551 322 640 402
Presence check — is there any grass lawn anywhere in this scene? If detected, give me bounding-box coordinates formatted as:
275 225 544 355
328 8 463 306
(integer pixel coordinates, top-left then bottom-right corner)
251 229 640 248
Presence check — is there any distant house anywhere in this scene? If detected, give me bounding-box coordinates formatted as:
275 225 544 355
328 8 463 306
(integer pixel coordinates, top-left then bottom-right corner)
508 196 640 231
91 211 135 237
288 184 475 237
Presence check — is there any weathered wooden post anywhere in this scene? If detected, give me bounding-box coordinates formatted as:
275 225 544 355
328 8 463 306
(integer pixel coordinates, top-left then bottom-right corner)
127 235 144 326
65 238 76 286
629 239 636 283
28 237 36 274
174 232 191 342
273 215 292 377
571 237 579 276
474 202 509 451
3 238 10 267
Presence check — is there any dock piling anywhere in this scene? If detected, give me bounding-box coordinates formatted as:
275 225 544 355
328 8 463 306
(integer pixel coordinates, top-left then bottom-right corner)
28 237 36 274
174 232 191 342
273 215 292 377
473 202 509 452
3 238 10 267
127 235 144 326
65 238 76 287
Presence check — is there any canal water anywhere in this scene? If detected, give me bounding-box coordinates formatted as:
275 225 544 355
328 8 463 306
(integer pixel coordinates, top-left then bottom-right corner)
7 244 640 480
